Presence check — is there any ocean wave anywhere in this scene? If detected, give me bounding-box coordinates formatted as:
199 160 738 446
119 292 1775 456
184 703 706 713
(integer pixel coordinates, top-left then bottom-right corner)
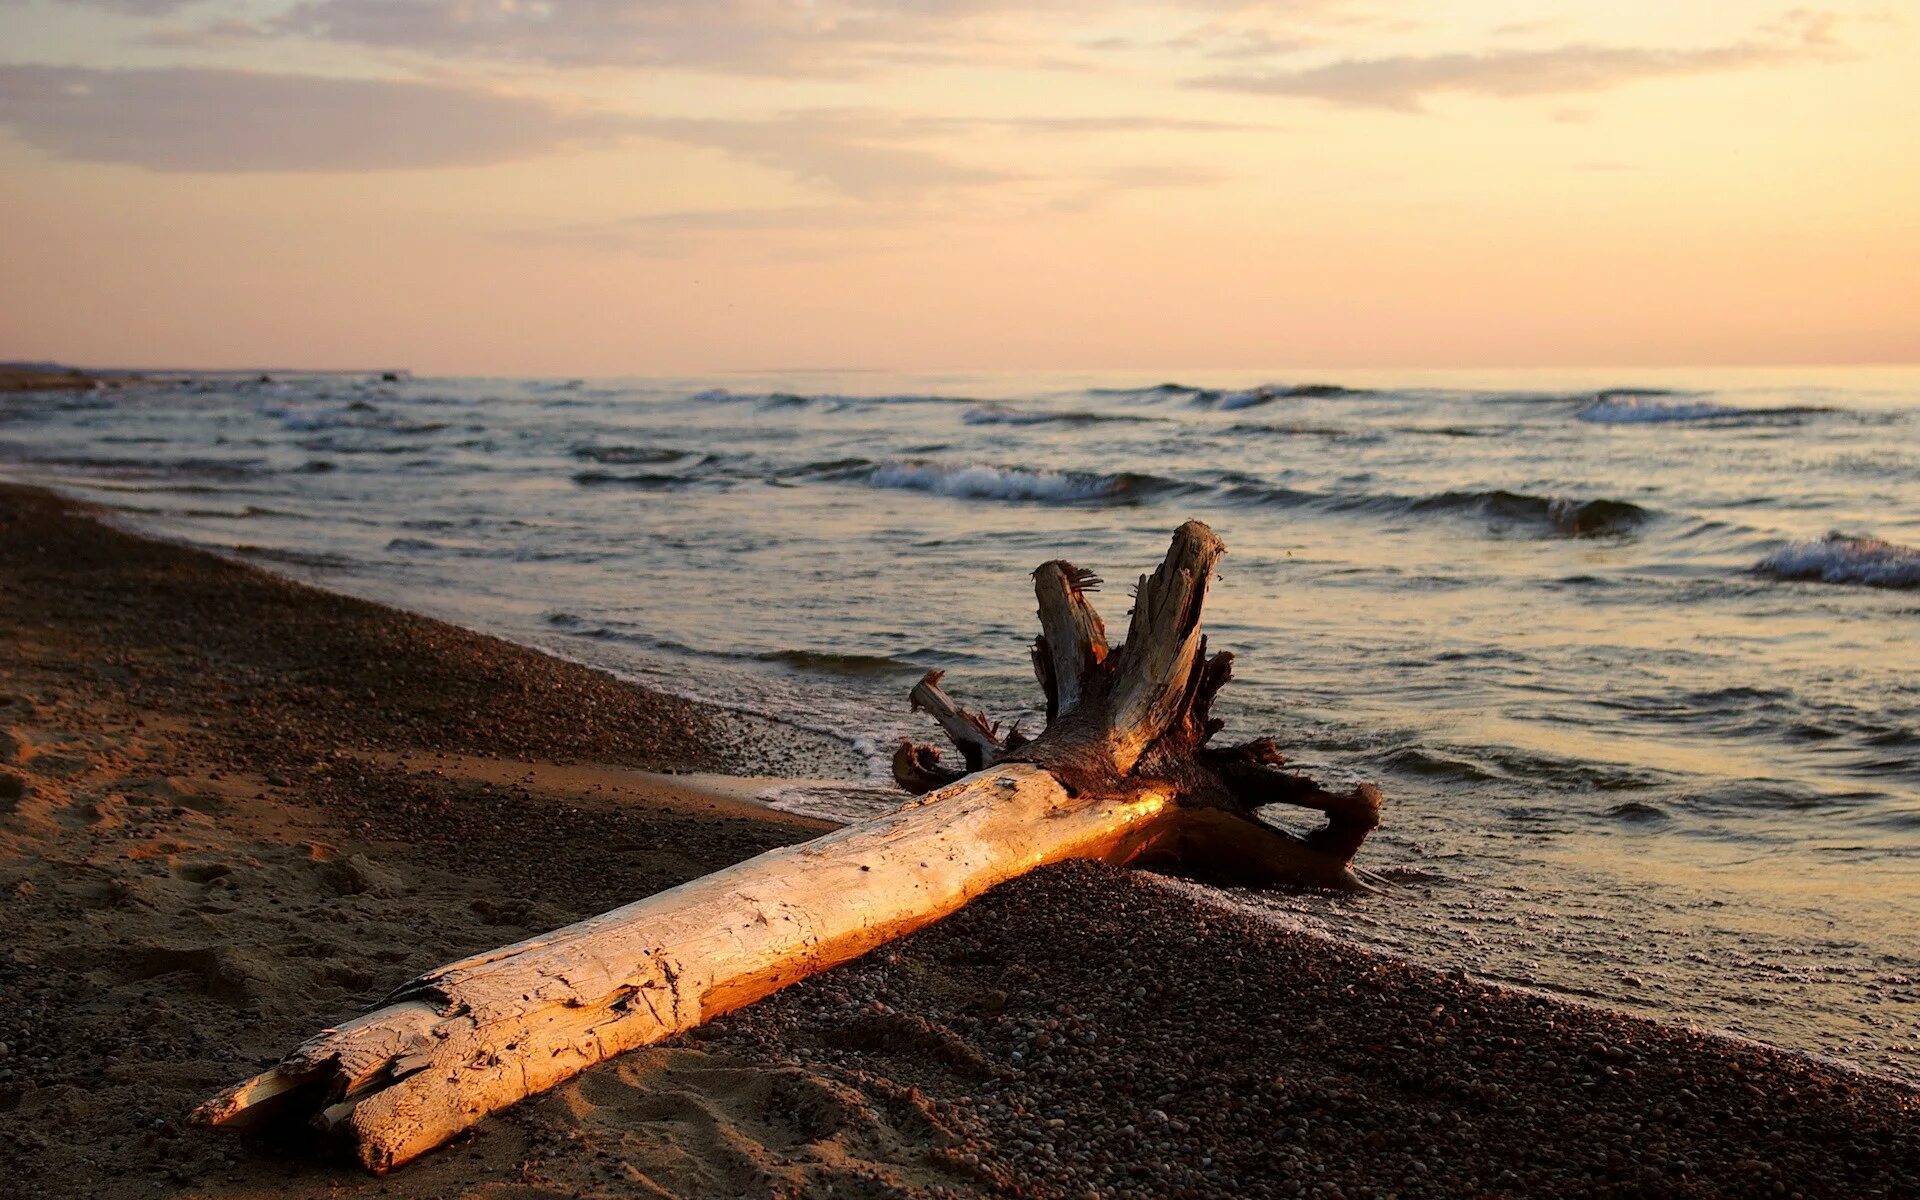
1087 382 1211 399
1212 383 1370 410
754 649 923 676
1225 483 1653 537
20 452 267 480
1754 533 1920 589
1577 390 1835 425
1224 422 1360 440
571 471 704 490
687 388 974 410
962 404 1157 426
862 460 1187 505
265 399 452 435
230 544 359 570
1370 745 1499 782
1413 491 1653 537
1605 801 1671 822
1092 381 1370 407
571 445 689 465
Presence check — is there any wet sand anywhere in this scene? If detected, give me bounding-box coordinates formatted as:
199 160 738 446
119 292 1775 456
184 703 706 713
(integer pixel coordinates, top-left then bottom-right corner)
1 481 1915 1199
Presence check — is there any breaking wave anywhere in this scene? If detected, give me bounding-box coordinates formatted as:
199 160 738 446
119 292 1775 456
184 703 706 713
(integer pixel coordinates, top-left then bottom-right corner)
1577 390 1835 425
862 460 1188 505
1755 533 1920 589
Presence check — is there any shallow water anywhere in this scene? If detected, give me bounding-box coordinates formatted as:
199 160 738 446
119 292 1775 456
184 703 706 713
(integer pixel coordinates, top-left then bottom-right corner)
4 366 1916 1083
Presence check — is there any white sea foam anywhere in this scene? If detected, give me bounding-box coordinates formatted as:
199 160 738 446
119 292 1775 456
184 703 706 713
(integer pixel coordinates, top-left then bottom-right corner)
1756 533 1920 589
963 404 1056 425
866 461 1128 503
1215 386 1282 411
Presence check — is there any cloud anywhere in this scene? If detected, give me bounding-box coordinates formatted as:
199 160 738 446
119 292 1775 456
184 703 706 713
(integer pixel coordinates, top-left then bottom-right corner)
920 114 1252 135
5 0 199 12
624 111 1249 196
632 114 1016 197
512 203 914 255
1190 16 1845 110
0 67 1012 189
258 0 1040 73
0 66 1141 194
0 65 628 170
513 153 1224 253
0 60 1243 198
159 0 1341 74
1086 22 1317 61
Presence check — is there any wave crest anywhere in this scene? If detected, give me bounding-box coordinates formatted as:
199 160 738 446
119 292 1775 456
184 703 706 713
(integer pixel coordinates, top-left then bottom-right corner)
864 461 1185 505
962 404 1156 426
1090 381 1370 407
1755 533 1920 589
572 445 687 465
1227 484 1652 537
1578 391 1835 425
1415 490 1653 537
688 388 972 409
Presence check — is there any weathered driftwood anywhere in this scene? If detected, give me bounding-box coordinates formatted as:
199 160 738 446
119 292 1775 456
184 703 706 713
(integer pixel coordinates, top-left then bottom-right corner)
194 520 1381 1172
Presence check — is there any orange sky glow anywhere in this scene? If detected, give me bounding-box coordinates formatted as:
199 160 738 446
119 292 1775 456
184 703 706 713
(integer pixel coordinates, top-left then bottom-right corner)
0 1 1914 373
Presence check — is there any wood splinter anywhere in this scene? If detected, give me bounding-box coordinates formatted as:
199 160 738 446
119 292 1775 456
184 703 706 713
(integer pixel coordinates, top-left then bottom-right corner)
195 519 1384 1173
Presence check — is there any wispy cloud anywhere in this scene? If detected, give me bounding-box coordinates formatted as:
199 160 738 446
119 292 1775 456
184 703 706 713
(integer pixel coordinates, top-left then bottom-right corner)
1190 14 1845 110
252 0 1077 74
626 110 1247 197
0 65 628 171
632 113 1016 198
0 63 1224 201
513 153 1225 253
511 203 919 256
132 0 1345 75
7 0 199 12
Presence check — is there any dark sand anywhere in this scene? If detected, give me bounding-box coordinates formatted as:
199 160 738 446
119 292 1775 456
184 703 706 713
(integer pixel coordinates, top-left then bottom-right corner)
1 482 1915 1199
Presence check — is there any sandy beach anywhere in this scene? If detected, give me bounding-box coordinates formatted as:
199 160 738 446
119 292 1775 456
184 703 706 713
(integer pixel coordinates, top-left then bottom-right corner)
2 480 1916 1199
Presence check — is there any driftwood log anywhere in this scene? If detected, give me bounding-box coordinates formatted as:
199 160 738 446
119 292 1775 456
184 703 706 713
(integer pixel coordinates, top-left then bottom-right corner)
194 520 1382 1172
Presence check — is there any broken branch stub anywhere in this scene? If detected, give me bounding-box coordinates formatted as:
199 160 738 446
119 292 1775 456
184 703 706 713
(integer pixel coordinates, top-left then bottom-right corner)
196 519 1382 1172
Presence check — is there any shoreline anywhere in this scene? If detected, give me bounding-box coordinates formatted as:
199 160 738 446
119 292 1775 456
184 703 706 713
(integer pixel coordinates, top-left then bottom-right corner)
2 481 1916 1198
0 365 410 394
70 475 1916 1092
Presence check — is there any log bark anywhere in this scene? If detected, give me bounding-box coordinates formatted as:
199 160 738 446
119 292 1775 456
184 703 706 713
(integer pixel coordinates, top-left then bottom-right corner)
196 519 1382 1171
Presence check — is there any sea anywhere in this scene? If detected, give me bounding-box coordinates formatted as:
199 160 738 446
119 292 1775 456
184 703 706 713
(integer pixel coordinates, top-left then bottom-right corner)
3 365 1915 1086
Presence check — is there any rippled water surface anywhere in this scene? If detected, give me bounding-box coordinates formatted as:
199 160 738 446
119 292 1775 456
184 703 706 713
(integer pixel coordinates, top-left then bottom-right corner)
4 366 1916 1082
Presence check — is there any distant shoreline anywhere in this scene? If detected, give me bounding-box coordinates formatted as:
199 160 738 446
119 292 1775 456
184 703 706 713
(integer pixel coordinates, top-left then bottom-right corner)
0 362 409 393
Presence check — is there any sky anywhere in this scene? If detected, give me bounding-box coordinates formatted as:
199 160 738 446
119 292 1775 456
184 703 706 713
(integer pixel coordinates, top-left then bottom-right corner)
0 1 1914 374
